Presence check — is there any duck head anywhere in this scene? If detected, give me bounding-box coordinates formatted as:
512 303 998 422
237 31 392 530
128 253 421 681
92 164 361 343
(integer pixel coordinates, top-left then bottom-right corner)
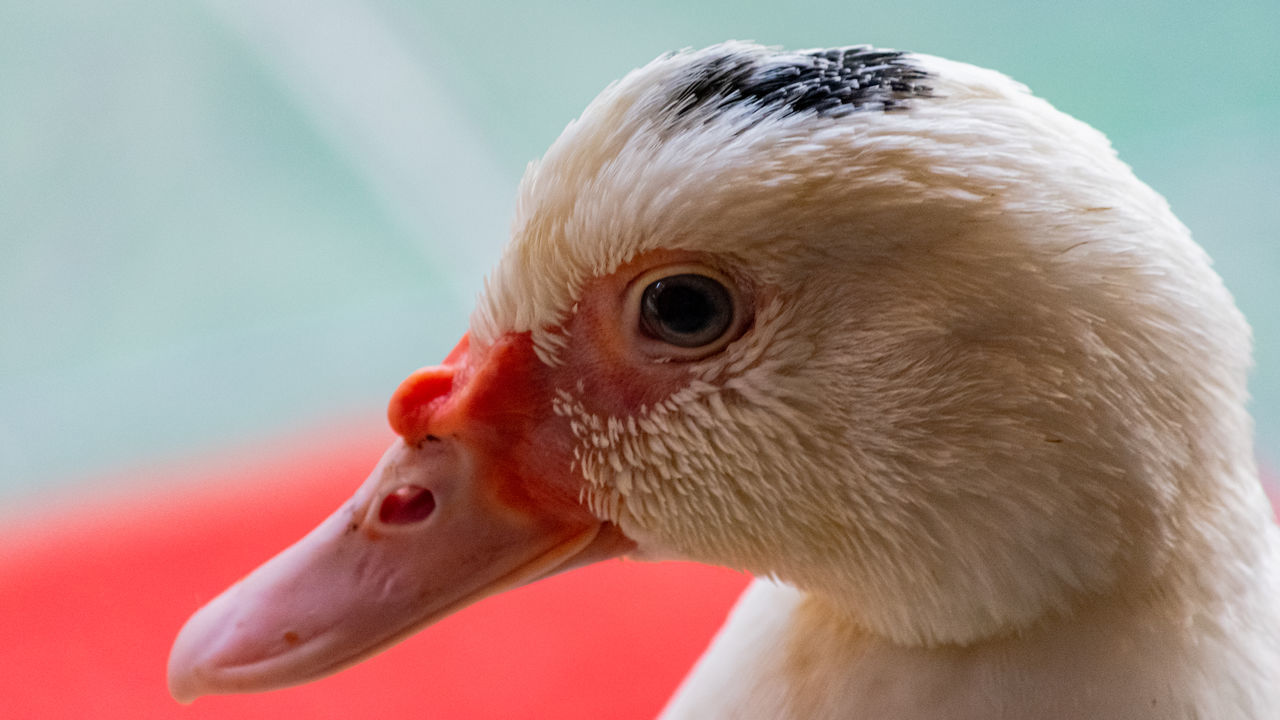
169 42 1266 701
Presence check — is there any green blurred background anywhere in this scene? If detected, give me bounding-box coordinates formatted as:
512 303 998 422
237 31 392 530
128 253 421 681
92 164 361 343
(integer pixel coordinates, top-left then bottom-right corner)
2 0 1277 501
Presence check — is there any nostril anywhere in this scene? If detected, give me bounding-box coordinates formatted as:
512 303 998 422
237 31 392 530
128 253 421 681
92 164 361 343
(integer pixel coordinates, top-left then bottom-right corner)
378 485 436 525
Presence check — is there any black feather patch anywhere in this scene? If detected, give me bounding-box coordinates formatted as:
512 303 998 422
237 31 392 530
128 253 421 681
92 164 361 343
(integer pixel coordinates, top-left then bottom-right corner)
668 46 932 121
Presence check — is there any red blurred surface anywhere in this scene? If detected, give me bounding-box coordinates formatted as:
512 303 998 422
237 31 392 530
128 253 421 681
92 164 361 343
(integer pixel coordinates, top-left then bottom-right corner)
2 426 1275 719
0 429 749 719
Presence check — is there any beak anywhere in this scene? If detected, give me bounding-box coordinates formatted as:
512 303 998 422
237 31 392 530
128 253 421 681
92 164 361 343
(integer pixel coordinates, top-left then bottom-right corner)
167 333 632 702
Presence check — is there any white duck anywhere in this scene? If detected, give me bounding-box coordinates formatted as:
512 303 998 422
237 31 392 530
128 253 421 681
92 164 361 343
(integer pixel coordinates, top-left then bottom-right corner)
168 43 1280 718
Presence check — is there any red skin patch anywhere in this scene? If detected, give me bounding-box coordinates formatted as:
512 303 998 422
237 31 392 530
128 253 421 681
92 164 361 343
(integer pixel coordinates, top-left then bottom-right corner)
387 331 594 532
387 249 750 517
559 251 710 417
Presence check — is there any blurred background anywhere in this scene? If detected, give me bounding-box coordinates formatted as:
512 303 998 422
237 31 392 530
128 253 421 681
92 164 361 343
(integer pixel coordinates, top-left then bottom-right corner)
1 0 1276 717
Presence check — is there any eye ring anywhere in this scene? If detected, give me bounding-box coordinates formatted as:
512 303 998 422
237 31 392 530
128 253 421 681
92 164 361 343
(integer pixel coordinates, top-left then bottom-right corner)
625 264 747 360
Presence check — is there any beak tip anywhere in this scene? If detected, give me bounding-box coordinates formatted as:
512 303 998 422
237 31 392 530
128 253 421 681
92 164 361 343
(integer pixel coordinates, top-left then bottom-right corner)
168 593 238 704
167 677 201 706
167 623 208 704
166 651 206 705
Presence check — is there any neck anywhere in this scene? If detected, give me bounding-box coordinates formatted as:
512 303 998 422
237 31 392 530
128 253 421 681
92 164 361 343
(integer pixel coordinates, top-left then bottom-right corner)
663 522 1280 720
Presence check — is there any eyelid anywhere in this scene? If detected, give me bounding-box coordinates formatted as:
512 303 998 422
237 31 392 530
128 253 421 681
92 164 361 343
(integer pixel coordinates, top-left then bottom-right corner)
623 263 748 362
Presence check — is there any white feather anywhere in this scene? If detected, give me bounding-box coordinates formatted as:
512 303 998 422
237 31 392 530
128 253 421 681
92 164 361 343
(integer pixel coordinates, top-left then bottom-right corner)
477 44 1280 718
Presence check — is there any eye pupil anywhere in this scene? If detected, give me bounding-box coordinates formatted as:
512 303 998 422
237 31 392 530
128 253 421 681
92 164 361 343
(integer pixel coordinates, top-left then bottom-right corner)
640 274 734 348
651 283 713 335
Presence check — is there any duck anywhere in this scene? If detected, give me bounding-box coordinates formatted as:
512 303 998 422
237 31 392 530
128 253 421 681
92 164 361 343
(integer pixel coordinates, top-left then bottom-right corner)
167 42 1280 718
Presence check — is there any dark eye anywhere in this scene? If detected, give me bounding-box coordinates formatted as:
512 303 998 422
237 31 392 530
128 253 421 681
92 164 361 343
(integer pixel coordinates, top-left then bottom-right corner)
639 273 735 348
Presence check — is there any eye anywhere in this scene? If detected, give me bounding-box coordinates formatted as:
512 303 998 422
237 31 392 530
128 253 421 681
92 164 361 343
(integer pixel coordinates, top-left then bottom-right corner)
638 273 735 349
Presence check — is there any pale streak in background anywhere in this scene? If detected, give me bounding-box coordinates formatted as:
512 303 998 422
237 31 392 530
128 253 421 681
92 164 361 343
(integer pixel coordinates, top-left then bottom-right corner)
202 0 511 302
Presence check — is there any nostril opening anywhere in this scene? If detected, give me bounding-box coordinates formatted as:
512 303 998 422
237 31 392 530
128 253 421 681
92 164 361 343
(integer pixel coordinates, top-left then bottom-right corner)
378 485 436 525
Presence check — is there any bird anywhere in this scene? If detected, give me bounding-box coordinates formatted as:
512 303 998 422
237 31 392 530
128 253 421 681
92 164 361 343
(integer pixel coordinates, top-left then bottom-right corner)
167 42 1280 718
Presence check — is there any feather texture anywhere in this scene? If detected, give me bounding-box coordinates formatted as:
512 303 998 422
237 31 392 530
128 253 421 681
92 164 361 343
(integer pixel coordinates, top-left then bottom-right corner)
474 44 1280 717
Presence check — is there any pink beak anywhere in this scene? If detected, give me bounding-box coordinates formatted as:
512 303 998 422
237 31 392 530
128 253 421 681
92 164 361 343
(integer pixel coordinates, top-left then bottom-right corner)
167 334 632 702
